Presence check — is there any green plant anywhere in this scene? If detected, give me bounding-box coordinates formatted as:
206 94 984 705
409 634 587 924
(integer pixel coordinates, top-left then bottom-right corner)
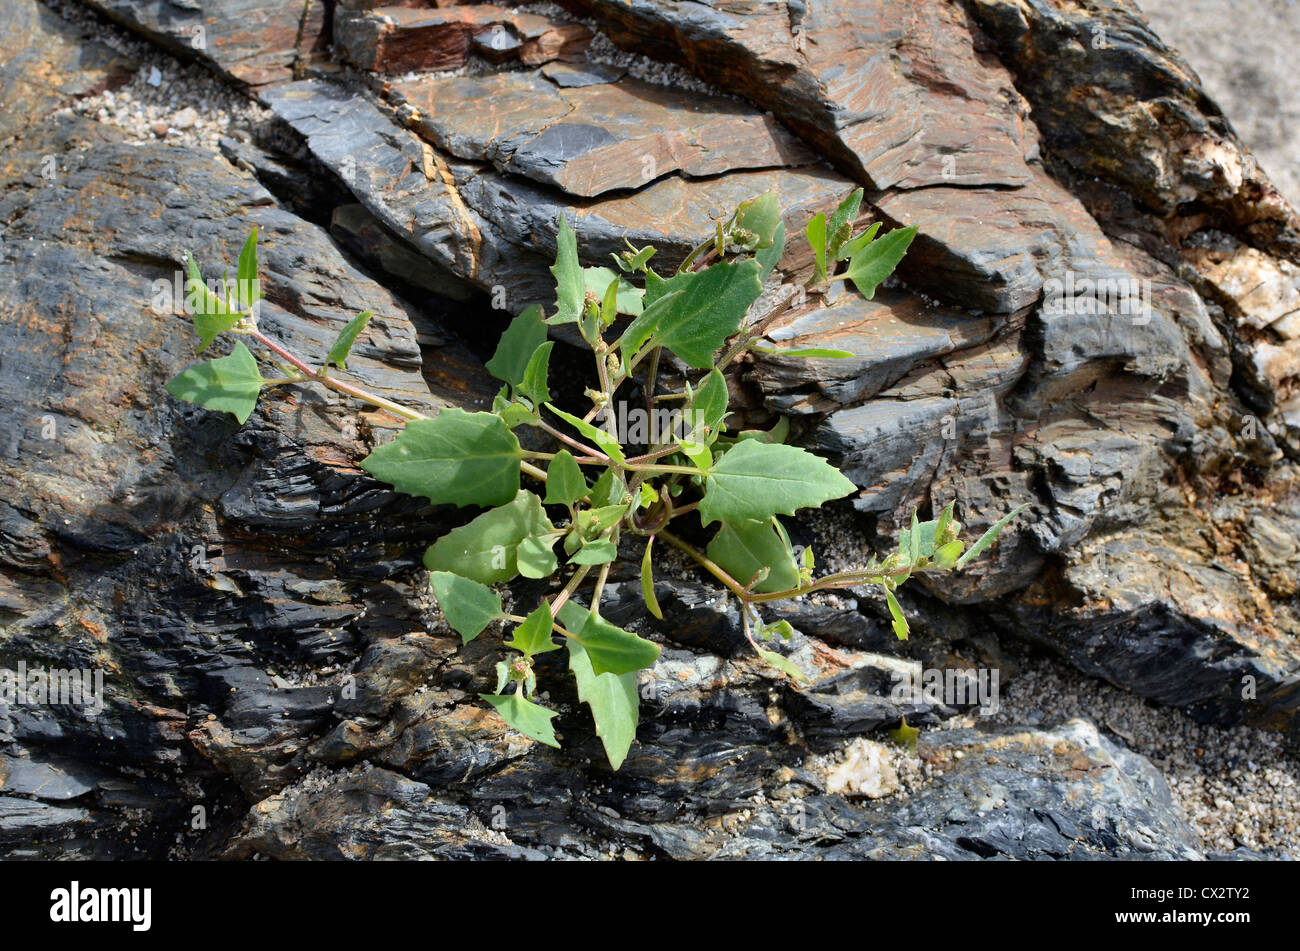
165 191 1024 769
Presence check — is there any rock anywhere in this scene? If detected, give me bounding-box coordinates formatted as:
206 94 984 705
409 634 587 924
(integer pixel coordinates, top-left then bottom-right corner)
8 0 1298 859
0 0 134 141
391 69 815 197
824 738 900 798
334 4 590 75
0 114 497 854
80 0 330 86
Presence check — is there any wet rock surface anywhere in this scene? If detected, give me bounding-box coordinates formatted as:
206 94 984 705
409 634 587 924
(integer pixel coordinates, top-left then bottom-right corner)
1 0 1298 859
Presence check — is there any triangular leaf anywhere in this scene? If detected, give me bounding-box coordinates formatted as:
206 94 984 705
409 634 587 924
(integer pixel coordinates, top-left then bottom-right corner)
544 450 587 504
565 635 639 769
558 604 659 677
486 305 547 387
618 259 762 369
505 603 558 657
183 253 240 352
844 225 917 298
706 519 799 593
165 341 263 423
480 691 560 748
429 571 503 643
756 220 786 282
517 340 553 407
699 440 856 525
360 409 523 508
827 188 864 261
424 490 555 584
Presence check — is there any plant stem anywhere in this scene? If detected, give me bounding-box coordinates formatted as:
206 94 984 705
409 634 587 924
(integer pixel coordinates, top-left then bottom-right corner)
590 562 611 615
658 529 750 600
537 418 608 462
548 564 591 617
247 329 426 422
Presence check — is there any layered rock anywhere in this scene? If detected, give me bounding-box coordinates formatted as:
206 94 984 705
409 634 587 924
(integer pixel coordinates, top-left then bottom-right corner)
2 0 1298 859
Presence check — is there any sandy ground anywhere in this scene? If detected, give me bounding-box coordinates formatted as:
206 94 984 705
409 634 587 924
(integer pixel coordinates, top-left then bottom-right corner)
1138 0 1300 206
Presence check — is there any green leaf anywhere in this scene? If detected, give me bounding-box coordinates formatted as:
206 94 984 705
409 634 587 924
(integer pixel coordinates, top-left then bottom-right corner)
827 188 864 261
184 253 239 352
751 345 854 359
756 220 786 282
844 225 917 299
756 648 810 684
888 716 919 752
570 538 618 565
516 533 559 579
675 437 712 472
517 341 553 408
235 227 261 312
565 635 639 769
583 266 645 317
899 517 939 561
165 341 264 423
933 539 964 568
360 408 523 508
545 403 625 466
641 267 692 308
954 504 1027 569
836 221 880 262
640 538 663 620
613 241 656 274
428 571 503 643
543 449 587 504
558 604 660 677
699 440 856 525
935 500 956 545
706 519 799 593
486 305 547 389
576 504 628 537
620 259 763 368
506 603 558 657
548 216 584 326
735 191 781 249
908 510 921 566
884 585 909 639
689 369 729 439
589 469 628 508
326 309 373 371
424 490 556 583
805 212 827 284
479 692 560 748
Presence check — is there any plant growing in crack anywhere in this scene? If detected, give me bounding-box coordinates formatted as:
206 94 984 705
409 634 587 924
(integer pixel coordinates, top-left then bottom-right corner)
164 190 1025 769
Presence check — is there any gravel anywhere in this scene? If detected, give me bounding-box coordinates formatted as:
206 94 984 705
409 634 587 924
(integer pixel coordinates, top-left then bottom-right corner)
44 0 270 153
988 651 1300 857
